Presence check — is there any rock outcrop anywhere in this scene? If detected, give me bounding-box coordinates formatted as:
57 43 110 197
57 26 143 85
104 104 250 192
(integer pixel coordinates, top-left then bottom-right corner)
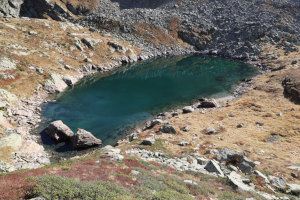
282 76 300 104
0 0 23 17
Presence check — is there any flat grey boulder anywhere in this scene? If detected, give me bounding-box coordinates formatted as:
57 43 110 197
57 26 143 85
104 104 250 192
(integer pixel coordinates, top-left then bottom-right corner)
159 125 176 134
72 129 102 149
44 120 74 142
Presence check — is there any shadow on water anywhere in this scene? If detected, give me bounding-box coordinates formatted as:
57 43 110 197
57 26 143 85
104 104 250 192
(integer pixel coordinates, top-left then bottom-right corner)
35 55 258 160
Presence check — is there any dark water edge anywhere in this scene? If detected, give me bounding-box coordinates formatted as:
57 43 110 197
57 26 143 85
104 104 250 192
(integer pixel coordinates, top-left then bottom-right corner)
34 55 258 161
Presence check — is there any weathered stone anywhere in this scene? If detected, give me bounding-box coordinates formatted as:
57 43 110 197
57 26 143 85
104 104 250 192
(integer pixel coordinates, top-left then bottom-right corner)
202 127 216 135
205 149 218 155
216 148 244 162
178 141 189 146
238 161 252 174
196 157 209 165
141 137 155 146
44 73 68 93
145 119 166 129
72 128 102 149
199 99 219 108
44 120 74 142
159 125 176 134
253 170 270 183
204 159 224 177
286 183 300 196
269 176 287 191
182 106 194 113
129 133 138 141
291 172 298 178
182 126 190 132
227 171 254 191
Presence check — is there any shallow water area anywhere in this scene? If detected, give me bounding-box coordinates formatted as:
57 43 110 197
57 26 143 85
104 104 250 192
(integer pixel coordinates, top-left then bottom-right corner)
40 55 258 154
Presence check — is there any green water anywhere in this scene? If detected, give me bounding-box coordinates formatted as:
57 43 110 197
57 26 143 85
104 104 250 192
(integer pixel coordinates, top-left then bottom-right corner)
42 55 257 146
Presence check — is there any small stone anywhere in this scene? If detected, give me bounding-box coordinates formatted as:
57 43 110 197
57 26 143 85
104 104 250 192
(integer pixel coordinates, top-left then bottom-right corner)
237 123 244 128
200 110 205 114
159 125 176 134
202 127 216 135
256 122 264 126
84 58 92 63
184 179 198 185
178 141 189 146
182 106 194 113
183 126 190 132
276 112 282 116
291 107 296 111
129 133 138 141
205 149 218 155
141 137 155 146
291 60 297 65
291 172 298 178
196 157 209 165
28 30 37 35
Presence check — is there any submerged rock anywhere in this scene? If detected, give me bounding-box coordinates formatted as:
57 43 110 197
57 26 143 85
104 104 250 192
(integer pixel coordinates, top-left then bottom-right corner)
44 120 74 143
72 128 102 149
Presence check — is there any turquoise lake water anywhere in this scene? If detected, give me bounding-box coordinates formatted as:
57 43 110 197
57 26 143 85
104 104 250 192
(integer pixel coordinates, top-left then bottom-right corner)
41 55 257 147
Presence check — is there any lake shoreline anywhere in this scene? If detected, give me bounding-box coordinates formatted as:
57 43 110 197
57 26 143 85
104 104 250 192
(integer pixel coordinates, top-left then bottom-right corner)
32 54 260 163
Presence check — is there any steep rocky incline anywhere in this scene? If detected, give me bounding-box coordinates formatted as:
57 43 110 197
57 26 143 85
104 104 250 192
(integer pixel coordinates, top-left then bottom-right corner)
76 0 300 60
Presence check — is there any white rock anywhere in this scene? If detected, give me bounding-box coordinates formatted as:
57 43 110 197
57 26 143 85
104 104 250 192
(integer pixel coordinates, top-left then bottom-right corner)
227 171 254 191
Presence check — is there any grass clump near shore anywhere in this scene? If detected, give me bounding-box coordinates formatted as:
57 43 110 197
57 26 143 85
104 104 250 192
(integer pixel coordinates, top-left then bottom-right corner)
26 175 131 200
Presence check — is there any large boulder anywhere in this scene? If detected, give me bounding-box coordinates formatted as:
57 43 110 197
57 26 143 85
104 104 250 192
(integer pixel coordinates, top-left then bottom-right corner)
44 120 74 142
71 128 102 149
